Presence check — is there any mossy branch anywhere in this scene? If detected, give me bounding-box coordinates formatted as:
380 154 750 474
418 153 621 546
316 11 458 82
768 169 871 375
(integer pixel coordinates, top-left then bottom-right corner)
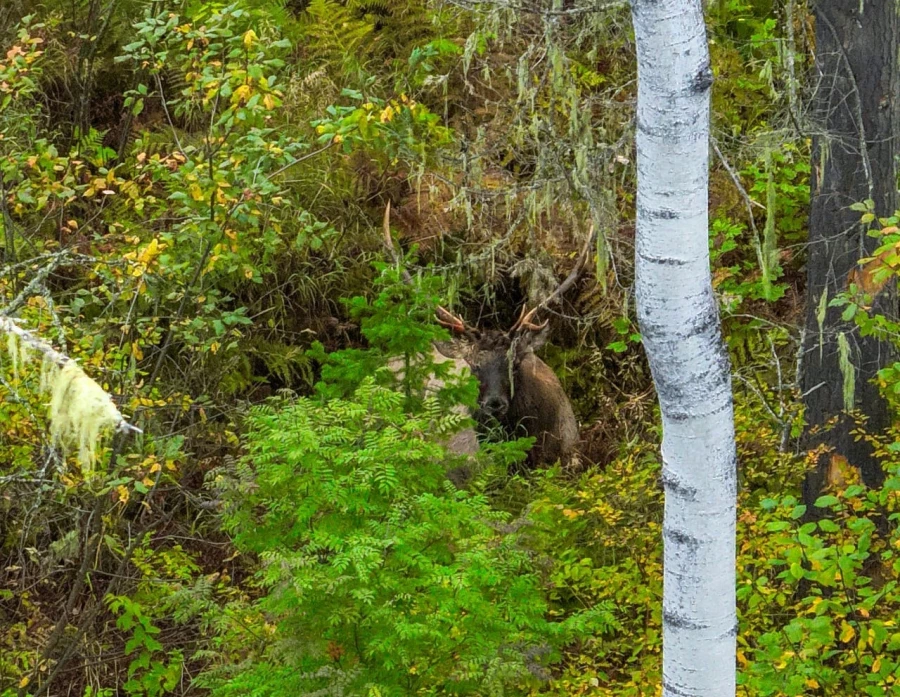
0 315 141 470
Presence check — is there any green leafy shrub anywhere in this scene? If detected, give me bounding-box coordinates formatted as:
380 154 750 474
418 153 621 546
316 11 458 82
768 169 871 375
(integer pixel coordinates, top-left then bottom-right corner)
738 452 900 696
199 270 612 696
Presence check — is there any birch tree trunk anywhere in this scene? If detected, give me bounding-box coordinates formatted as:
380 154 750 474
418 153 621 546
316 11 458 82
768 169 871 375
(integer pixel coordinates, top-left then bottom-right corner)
630 0 737 694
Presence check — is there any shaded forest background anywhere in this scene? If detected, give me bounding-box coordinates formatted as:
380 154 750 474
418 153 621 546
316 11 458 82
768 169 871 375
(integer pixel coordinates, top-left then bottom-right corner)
2 0 900 695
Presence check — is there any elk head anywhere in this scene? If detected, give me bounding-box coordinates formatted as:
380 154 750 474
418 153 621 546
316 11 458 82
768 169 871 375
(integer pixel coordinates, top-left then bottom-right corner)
433 305 550 424
432 303 580 468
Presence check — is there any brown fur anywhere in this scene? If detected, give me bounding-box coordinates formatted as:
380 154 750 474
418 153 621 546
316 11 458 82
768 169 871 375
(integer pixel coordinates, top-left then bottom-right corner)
509 352 579 468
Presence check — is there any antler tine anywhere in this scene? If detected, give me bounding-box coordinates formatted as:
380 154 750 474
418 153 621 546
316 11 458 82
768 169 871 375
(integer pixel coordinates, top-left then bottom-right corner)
510 305 549 333
436 305 475 335
510 223 597 333
521 309 549 331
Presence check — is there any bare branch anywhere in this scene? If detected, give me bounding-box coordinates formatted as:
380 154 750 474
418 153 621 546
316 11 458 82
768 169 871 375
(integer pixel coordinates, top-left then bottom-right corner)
510 223 596 333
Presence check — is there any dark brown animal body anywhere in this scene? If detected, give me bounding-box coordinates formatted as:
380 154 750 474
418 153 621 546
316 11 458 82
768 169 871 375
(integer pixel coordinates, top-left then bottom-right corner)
509 351 579 467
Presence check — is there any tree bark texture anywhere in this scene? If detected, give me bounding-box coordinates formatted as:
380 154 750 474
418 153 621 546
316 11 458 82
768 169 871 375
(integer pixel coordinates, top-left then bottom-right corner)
801 0 899 504
631 0 738 695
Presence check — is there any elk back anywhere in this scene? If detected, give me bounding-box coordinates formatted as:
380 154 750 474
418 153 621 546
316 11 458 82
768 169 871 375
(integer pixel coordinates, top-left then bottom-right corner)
509 351 579 468
385 347 479 458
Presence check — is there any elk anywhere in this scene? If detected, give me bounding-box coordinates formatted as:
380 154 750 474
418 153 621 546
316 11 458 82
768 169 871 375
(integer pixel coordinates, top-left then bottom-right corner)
431 297 582 470
382 202 589 469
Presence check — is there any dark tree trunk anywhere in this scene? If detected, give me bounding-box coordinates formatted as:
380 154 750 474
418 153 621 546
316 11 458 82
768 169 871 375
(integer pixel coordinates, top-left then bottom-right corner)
801 0 899 508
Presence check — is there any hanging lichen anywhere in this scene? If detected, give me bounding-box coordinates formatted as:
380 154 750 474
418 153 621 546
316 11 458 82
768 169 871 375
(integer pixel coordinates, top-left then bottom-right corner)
46 361 123 470
8 331 19 383
1 316 138 473
837 332 856 413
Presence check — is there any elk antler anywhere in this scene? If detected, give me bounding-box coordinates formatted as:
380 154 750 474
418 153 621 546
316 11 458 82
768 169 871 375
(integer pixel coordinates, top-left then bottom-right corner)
435 306 473 334
509 223 597 333
381 202 475 335
512 305 550 332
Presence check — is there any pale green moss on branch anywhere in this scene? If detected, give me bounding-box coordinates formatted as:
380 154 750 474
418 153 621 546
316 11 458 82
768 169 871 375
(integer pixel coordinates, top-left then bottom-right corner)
0 316 141 472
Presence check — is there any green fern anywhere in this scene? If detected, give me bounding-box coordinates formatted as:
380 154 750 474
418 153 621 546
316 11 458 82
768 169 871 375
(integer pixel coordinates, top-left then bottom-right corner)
205 376 613 696
302 0 375 67
249 337 314 388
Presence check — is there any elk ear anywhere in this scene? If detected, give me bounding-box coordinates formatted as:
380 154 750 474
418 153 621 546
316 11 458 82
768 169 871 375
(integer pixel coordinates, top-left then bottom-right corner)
516 325 549 355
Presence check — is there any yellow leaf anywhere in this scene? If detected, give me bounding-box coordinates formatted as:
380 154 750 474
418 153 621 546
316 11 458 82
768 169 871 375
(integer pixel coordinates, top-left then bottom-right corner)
840 622 856 643
141 477 155 488
805 678 819 689
116 485 130 504
233 84 251 104
263 93 275 110
19 677 29 688
131 341 143 360
189 183 204 201
243 29 257 48
873 657 882 673
138 237 161 264
149 462 161 474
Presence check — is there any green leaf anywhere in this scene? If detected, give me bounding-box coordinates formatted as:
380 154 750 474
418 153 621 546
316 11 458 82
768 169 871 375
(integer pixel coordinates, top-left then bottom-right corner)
818 518 840 533
814 495 840 508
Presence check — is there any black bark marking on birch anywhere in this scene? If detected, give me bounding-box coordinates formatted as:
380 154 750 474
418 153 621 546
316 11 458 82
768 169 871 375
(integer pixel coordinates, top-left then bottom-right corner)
661 465 699 499
663 525 701 551
718 620 740 639
723 454 739 496
662 609 711 630
652 360 732 406
690 63 714 93
642 206 679 220
636 114 706 138
661 679 702 697
637 252 690 266
662 398 732 422
639 301 724 340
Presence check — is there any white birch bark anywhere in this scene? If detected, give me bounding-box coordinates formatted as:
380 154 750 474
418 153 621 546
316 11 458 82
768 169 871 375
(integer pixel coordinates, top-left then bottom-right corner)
629 0 738 695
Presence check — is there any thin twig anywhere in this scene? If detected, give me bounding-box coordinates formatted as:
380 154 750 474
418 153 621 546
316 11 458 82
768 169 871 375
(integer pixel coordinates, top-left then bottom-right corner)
1 252 69 315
